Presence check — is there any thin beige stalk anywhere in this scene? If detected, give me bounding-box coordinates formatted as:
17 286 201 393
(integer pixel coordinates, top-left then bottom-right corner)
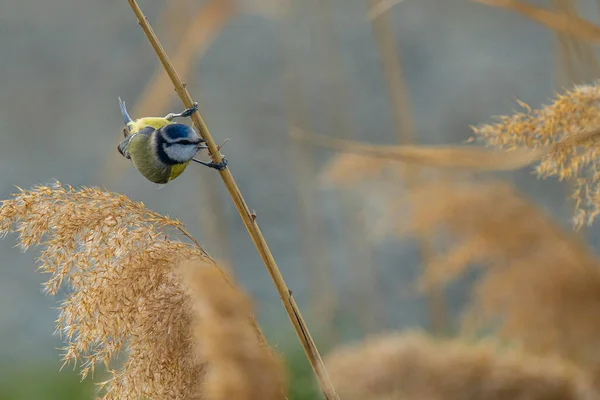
126 1 339 398
292 127 545 171
367 0 448 335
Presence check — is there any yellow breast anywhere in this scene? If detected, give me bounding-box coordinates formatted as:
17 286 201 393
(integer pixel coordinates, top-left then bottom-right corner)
169 161 191 181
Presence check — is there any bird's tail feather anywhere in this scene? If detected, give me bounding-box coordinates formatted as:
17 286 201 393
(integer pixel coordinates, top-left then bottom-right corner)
118 96 133 127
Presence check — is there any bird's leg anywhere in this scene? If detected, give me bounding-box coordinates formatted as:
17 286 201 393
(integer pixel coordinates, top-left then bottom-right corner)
192 157 228 171
164 102 199 121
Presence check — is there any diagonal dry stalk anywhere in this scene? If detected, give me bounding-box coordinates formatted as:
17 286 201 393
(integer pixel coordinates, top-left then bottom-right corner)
472 0 600 43
126 1 339 398
293 127 545 171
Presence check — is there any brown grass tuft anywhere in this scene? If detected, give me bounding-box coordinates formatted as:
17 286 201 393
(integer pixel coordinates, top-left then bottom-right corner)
0 182 278 399
325 332 598 400
399 179 600 369
178 260 286 400
470 83 600 227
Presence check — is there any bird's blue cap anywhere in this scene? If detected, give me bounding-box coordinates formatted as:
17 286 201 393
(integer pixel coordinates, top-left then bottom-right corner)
162 123 195 140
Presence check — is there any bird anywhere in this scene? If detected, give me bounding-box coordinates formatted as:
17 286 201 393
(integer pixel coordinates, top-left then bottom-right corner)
116 97 227 184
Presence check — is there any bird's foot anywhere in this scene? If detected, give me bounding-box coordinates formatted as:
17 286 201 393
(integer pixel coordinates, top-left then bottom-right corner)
165 102 199 120
193 157 228 171
179 102 199 117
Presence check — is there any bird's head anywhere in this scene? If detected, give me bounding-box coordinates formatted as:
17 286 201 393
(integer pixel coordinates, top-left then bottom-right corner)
158 124 207 164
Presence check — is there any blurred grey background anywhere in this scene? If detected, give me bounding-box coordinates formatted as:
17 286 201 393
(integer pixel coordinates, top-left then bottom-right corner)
1 0 598 383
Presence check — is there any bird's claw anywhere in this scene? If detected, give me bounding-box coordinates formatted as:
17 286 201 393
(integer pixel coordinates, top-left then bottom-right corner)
193 156 228 171
179 102 199 118
209 157 228 171
164 102 199 120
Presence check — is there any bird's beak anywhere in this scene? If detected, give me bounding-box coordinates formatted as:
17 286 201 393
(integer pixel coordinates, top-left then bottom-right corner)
197 139 208 150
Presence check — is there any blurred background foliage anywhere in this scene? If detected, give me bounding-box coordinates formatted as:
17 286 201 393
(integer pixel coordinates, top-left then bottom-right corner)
4 0 600 398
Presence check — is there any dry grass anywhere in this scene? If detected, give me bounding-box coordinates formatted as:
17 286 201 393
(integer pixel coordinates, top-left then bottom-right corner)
0 182 283 399
325 331 598 400
293 127 544 179
396 179 600 370
178 260 286 400
471 83 600 227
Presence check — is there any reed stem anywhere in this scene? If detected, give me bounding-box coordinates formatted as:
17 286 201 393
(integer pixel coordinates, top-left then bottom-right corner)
126 1 339 398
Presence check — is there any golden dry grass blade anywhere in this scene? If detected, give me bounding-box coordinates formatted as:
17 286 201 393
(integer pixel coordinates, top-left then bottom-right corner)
125 1 339 398
179 260 286 400
295 127 545 175
472 0 600 43
325 332 597 400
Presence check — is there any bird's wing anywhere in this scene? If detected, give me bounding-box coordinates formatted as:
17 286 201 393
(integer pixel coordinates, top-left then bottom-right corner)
135 126 156 136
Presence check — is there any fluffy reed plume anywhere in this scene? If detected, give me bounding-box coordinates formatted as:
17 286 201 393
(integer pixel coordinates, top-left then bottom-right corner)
178 261 285 400
0 182 275 399
470 83 600 227
401 179 600 369
324 332 598 400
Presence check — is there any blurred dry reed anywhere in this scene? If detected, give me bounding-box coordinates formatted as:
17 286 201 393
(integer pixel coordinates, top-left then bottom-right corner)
0 182 281 399
325 331 598 400
472 0 600 43
295 127 545 175
239 0 290 19
552 0 600 87
126 0 339 397
396 178 600 372
367 0 405 21
178 260 285 400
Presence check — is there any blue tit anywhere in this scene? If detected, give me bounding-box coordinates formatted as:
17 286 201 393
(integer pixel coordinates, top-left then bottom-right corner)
117 97 228 184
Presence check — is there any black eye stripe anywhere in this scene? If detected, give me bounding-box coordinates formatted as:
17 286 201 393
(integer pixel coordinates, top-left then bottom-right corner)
163 139 196 147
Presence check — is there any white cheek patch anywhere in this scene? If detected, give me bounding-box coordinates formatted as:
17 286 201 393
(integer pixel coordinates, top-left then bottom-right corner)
164 144 198 163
